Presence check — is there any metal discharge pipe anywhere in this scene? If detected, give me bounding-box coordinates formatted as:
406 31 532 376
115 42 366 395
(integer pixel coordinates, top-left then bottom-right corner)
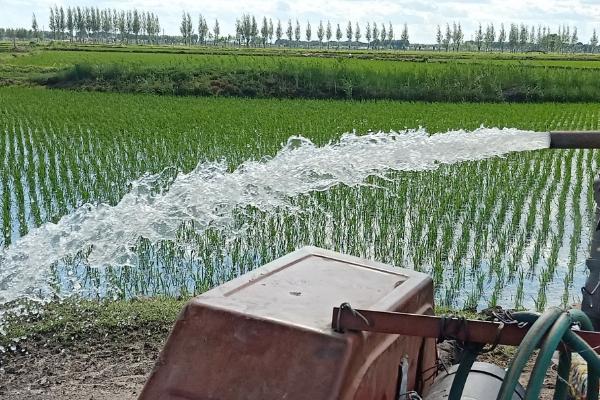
550 131 600 330
550 131 600 149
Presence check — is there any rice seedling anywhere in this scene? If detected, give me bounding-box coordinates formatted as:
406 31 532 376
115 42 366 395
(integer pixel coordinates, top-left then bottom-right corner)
0 87 599 311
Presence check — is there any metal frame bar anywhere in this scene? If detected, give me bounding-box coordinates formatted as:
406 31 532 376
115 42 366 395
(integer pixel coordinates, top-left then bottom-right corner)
332 307 600 352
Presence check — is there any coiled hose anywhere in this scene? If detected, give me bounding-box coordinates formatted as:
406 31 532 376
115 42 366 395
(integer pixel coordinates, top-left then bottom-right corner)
447 307 600 400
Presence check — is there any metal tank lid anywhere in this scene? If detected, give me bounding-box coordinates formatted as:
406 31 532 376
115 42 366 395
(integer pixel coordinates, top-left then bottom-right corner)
194 246 427 332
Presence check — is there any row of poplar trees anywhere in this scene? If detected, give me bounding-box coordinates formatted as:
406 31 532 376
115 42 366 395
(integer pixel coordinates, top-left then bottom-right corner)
180 13 410 49
28 8 599 53
435 22 596 53
40 6 161 43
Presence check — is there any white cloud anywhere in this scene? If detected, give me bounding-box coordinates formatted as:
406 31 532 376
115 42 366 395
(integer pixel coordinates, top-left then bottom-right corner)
2 0 600 43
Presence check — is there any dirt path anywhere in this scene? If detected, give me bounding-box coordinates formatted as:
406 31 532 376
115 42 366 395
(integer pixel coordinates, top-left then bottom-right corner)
0 333 160 400
2 336 557 400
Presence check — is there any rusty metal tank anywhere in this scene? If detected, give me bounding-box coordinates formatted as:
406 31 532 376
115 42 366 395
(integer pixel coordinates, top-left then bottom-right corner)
139 246 436 400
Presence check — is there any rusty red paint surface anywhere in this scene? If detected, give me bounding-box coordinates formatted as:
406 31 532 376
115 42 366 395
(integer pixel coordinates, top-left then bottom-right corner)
139 246 436 400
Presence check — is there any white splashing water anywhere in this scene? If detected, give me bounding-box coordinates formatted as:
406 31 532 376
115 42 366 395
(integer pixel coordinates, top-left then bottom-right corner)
0 127 550 309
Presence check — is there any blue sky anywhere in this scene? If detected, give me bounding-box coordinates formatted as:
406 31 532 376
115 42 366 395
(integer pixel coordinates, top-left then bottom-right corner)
2 0 600 43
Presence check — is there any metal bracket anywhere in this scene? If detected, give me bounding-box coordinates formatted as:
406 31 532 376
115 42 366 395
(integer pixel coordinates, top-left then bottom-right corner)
332 304 600 352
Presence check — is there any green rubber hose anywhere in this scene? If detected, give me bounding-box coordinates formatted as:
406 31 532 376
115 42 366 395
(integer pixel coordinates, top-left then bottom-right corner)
553 349 571 400
563 330 600 400
567 309 597 400
524 309 595 400
447 344 483 400
438 308 599 400
568 309 594 331
525 313 572 400
508 309 597 400
496 308 563 400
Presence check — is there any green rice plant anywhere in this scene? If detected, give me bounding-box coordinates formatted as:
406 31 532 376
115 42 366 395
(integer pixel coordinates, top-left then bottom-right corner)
1 87 598 310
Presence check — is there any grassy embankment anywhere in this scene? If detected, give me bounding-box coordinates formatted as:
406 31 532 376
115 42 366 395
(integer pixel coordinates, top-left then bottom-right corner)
0 296 476 354
3 45 600 101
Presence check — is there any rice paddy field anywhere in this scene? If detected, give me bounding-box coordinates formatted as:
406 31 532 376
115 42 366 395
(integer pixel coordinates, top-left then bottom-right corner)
5 48 600 68
1 86 600 312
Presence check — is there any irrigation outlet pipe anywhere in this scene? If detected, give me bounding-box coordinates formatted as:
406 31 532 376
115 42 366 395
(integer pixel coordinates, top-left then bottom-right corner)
451 131 600 400
447 307 600 400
